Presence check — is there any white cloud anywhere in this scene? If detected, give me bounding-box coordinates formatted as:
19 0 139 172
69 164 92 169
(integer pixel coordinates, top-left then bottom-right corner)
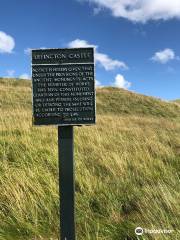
114 74 131 89
151 48 177 64
83 0 180 23
19 73 30 80
24 47 32 55
68 39 96 49
95 52 127 70
95 79 102 87
6 70 15 77
68 39 128 71
0 31 15 53
4 69 15 78
24 47 46 55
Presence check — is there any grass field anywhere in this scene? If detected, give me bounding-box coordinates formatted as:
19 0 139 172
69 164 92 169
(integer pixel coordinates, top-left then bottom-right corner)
0 78 180 240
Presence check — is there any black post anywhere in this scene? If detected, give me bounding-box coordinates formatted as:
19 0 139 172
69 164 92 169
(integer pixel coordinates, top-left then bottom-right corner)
58 126 75 240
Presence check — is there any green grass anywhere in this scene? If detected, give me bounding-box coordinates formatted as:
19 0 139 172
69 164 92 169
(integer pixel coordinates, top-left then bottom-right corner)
0 78 180 239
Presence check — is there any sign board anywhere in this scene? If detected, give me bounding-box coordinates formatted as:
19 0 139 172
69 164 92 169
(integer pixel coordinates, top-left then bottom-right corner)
32 48 95 125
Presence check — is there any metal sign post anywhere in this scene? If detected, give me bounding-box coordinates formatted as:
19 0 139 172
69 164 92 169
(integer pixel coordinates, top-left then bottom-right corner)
58 126 75 240
31 48 95 240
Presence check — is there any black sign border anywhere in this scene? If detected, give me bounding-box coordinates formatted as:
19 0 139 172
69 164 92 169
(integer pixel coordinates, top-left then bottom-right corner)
31 48 96 126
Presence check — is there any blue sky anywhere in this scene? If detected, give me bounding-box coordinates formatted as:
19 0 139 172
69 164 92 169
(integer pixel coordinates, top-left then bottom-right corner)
0 0 180 100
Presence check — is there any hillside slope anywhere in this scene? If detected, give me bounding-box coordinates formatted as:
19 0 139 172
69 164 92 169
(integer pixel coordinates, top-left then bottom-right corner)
0 78 180 240
173 99 180 105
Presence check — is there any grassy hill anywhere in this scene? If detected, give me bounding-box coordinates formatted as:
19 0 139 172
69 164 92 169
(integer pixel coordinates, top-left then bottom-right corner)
173 99 180 105
0 78 180 240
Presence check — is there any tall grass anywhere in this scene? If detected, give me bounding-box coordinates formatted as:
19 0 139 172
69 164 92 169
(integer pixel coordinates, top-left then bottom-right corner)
0 78 180 239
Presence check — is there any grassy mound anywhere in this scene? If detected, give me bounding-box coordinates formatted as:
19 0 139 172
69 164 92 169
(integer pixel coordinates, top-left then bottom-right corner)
173 99 180 105
0 78 180 239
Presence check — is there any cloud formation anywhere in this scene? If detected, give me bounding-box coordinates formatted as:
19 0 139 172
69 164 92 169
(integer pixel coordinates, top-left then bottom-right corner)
151 48 177 64
19 73 30 80
83 0 180 23
0 31 15 53
24 47 46 55
5 69 15 78
7 70 15 77
24 48 32 55
114 74 131 89
95 79 102 87
68 39 128 71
